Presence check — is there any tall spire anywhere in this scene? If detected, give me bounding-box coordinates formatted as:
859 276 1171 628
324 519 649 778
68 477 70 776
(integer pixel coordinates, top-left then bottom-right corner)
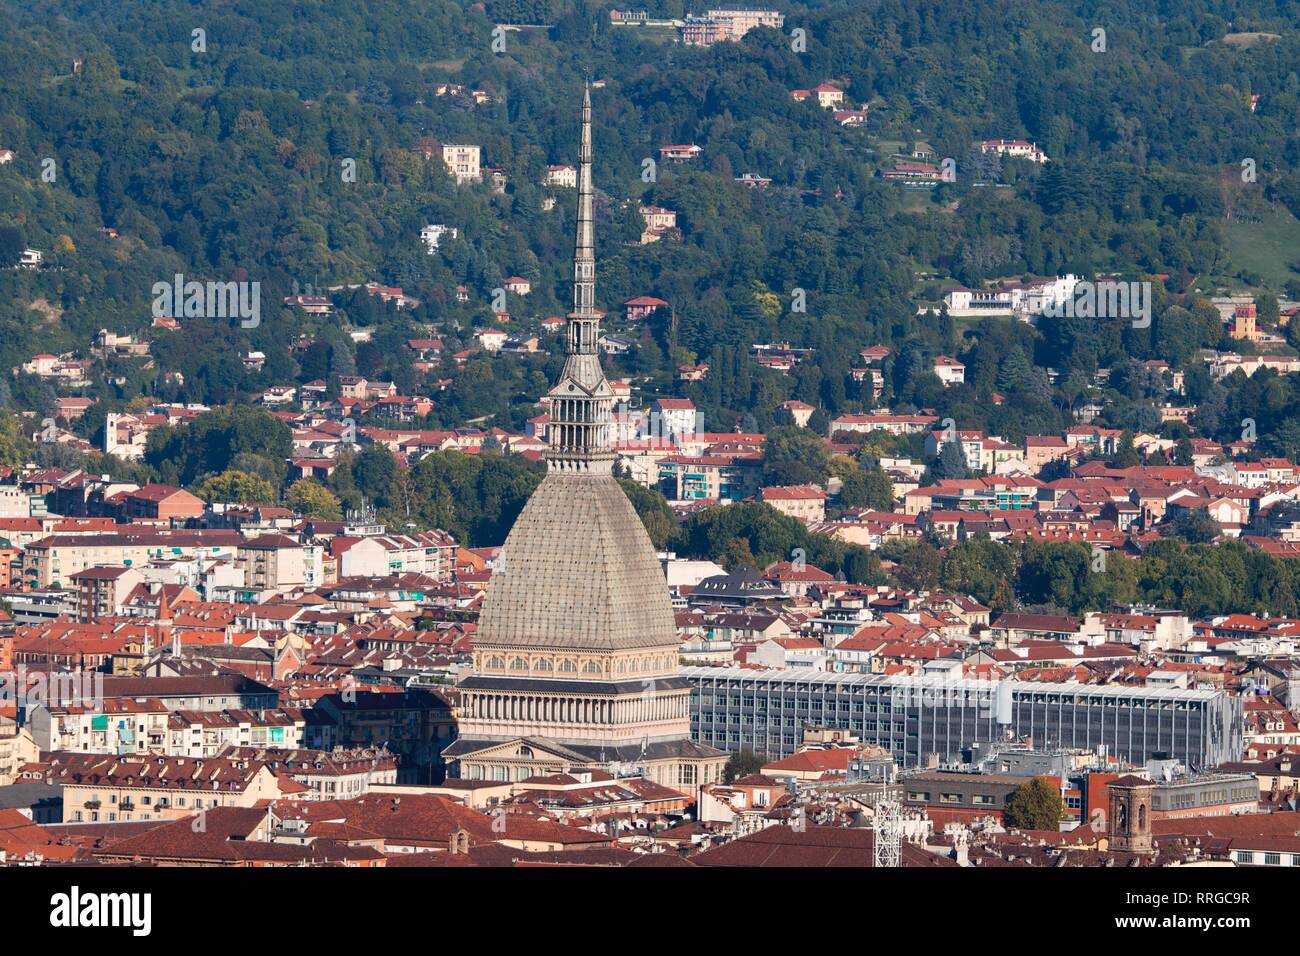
572 82 596 322
545 83 614 474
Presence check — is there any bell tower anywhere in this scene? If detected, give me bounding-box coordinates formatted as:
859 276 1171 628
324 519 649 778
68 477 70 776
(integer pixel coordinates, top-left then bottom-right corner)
1107 775 1155 854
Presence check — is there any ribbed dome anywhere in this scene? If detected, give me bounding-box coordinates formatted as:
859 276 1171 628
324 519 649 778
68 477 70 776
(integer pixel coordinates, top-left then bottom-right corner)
476 473 677 652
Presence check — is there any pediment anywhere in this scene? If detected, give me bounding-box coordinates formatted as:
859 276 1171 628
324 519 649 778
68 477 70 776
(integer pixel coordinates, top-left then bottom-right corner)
455 736 585 763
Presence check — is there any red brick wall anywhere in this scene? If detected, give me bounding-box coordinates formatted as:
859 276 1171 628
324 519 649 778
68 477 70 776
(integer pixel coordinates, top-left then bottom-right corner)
923 806 1006 826
157 493 204 521
1082 772 1121 828
0 547 15 589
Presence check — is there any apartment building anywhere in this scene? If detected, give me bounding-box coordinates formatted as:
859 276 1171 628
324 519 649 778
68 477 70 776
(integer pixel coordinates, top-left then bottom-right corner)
543 164 577 188
235 534 324 595
70 565 145 621
119 484 205 522
28 698 172 755
222 745 398 800
683 7 783 45
98 674 279 713
332 530 457 580
657 453 762 502
47 752 292 823
312 690 456 780
830 413 940 438
759 485 827 523
441 144 482 184
979 138 1050 163
708 7 785 38
167 709 308 757
21 530 242 589
0 716 38 785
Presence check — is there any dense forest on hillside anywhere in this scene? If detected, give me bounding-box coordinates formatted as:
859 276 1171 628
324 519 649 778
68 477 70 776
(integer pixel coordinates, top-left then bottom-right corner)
3 1 1300 459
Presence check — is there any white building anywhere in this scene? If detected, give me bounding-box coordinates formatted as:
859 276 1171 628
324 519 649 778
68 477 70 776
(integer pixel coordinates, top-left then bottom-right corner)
477 328 508 352
1207 352 1300 381
925 430 1024 474
104 412 156 460
706 7 785 40
933 355 966 386
939 274 1078 320
335 531 456 580
650 398 698 442
543 165 577 188
419 224 458 253
441 144 482 184
0 484 34 517
979 139 1049 163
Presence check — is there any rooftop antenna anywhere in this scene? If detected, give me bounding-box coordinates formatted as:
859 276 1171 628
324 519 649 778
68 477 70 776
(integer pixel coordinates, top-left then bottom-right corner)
872 800 902 868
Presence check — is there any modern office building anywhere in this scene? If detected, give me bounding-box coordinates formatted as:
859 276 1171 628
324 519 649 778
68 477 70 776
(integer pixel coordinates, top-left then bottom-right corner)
684 667 1244 769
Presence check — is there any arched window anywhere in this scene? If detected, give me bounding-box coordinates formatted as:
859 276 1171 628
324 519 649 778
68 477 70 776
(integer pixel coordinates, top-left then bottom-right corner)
486 656 504 670
559 659 577 673
583 660 601 674
535 658 553 672
511 658 528 671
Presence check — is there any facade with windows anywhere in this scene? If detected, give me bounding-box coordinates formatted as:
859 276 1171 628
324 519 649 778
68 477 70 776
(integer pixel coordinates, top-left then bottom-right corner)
685 667 1243 768
441 144 481 184
1149 773 1258 817
47 752 286 823
900 770 1023 820
1232 848 1300 866
657 454 761 502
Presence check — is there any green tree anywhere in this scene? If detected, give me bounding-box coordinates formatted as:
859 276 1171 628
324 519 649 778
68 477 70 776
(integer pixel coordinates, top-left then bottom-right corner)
931 440 972 481
353 445 399 508
762 425 830 486
406 450 544 546
0 412 34 468
1110 431 1141 469
287 479 343 520
0 226 24 267
941 536 1017 605
194 469 277 504
832 455 895 511
618 478 677 550
1167 509 1222 544
896 542 942 591
1004 777 1066 830
1017 542 1091 613
723 748 767 783
145 407 292 487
